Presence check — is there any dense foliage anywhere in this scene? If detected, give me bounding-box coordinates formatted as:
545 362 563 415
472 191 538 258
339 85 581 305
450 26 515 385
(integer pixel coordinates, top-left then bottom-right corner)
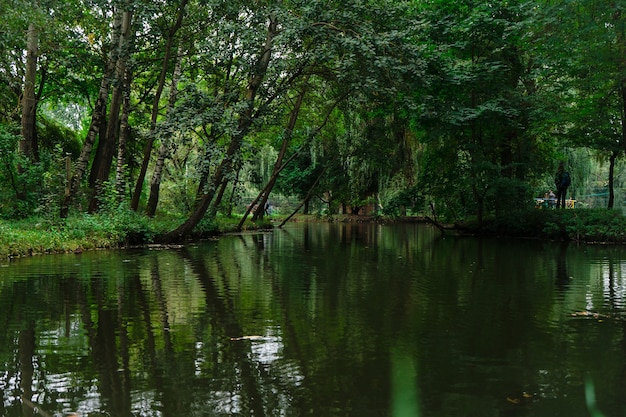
2 0 626 242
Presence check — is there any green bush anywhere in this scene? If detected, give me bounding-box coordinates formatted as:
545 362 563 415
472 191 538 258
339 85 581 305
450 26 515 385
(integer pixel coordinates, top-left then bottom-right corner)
0 123 70 220
382 185 425 217
480 207 626 242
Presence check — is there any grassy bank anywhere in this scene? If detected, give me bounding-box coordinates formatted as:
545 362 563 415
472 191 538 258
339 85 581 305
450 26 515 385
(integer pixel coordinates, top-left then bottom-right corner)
0 208 273 259
2 207 626 259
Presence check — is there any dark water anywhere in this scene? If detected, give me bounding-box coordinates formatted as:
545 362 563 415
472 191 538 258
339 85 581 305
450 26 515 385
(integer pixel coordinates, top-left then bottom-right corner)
1 222 626 417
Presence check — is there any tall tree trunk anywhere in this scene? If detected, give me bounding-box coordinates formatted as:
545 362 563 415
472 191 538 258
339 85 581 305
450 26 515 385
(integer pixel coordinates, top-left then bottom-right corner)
116 68 132 201
252 86 307 222
162 13 278 242
60 78 111 217
60 73 119 217
89 9 133 213
613 9 626 171
146 46 183 217
20 23 38 163
615 8 626 209
60 7 130 218
608 150 618 209
131 0 188 211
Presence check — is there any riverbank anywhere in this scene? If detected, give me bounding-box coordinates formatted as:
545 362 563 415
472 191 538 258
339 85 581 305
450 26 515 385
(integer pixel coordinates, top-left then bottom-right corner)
286 209 626 244
2 207 626 259
0 210 270 259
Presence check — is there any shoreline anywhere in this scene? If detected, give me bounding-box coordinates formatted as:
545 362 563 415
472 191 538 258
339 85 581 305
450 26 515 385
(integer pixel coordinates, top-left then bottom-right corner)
4 209 626 260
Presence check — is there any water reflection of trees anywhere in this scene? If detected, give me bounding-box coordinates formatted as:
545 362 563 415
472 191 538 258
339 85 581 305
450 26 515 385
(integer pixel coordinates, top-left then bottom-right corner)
4 227 626 416
0 243 313 416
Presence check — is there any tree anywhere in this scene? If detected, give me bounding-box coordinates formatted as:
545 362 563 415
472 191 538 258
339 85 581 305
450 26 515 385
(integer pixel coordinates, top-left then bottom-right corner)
20 22 39 163
60 1 128 217
88 6 134 212
162 6 279 241
250 84 308 222
131 0 189 212
538 1 626 209
418 0 541 224
145 46 184 217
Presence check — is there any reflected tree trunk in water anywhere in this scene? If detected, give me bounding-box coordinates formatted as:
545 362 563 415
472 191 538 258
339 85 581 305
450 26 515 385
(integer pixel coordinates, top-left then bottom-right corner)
131 270 184 417
151 262 173 353
116 275 132 417
77 278 133 417
148 259 186 417
257 238 313 412
555 242 570 291
179 249 266 417
96 309 131 416
19 321 35 417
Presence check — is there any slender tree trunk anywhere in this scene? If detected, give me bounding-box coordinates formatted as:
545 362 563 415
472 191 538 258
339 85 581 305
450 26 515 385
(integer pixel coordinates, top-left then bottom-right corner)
615 8 626 204
116 68 132 201
237 150 300 230
608 150 618 209
146 46 183 217
60 68 115 218
162 14 278 242
89 9 133 212
226 168 242 216
278 167 327 228
60 8 129 218
252 86 307 222
208 179 230 219
20 23 38 163
131 0 188 211
617 7 626 212
89 113 108 188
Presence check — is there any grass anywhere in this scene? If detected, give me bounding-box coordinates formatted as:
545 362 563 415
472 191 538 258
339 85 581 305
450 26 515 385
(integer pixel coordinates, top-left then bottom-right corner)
0 208 276 259
3 207 626 259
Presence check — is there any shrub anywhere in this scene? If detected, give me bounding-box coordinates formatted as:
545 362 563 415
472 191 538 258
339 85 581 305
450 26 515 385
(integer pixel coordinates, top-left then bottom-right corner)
480 207 626 242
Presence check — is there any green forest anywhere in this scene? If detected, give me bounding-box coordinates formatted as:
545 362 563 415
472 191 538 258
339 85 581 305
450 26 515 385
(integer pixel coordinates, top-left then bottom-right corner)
3 0 626 249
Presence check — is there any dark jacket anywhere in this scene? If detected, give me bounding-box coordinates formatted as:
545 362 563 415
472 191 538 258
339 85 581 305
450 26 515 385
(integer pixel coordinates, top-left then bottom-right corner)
555 170 570 191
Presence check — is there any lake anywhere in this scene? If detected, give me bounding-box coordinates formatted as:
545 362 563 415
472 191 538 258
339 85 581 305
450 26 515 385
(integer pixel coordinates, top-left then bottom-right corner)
1 222 626 417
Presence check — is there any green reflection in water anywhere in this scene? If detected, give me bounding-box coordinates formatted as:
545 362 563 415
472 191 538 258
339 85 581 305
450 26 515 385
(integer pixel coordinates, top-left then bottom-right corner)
392 348 420 417
1 223 626 416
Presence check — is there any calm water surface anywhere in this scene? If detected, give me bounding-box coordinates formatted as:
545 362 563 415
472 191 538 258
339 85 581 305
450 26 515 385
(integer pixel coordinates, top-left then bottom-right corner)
1 222 626 417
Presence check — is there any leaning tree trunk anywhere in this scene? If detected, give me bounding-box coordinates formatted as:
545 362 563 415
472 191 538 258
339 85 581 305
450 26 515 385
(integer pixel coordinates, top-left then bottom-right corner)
89 9 133 213
146 46 183 217
237 150 300 230
131 0 188 211
252 86 307 222
162 14 278 242
278 167 327 228
20 23 39 163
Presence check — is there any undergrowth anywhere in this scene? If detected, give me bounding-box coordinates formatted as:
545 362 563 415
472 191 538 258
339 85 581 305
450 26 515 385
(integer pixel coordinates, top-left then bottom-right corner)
0 207 277 259
3 207 625 259
478 208 626 243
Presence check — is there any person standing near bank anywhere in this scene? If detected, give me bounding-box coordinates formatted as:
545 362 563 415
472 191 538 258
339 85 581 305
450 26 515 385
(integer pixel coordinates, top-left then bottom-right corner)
554 162 571 209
